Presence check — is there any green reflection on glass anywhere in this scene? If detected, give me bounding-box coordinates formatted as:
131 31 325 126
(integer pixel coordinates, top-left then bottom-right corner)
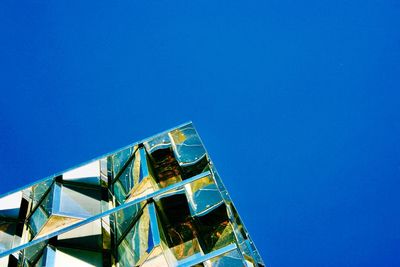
114 180 127 205
22 241 47 266
117 206 150 266
115 202 142 242
118 159 135 194
111 147 134 178
32 179 53 208
29 207 48 236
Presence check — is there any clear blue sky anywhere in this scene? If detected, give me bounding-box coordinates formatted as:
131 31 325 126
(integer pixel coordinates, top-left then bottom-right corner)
1 1 399 266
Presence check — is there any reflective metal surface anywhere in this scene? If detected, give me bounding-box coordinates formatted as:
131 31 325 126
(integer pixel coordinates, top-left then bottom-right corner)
0 122 264 267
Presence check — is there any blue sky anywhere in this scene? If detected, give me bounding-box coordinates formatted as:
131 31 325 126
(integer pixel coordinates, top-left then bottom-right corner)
1 1 400 266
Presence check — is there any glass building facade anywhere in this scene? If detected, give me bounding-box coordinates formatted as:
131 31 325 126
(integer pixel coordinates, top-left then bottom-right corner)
0 122 264 267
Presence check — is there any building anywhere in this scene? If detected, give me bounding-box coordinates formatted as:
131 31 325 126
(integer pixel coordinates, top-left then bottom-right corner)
0 122 264 267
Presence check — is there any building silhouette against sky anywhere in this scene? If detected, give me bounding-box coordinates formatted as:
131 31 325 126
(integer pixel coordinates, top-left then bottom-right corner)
0 122 263 267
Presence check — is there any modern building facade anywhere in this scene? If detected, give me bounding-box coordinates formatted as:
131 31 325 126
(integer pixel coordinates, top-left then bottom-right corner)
0 122 264 267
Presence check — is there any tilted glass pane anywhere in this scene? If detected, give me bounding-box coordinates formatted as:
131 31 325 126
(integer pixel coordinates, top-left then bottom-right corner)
57 220 103 251
110 146 135 178
118 159 135 194
185 175 224 217
113 180 127 205
32 179 53 208
29 207 48 237
195 204 235 254
22 240 47 266
40 185 54 215
115 202 143 242
144 133 171 154
204 248 244 267
58 185 101 218
170 125 206 166
0 222 17 253
117 205 150 266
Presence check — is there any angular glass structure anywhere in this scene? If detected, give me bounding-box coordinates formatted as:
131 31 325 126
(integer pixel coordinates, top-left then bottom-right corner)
0 122 264 267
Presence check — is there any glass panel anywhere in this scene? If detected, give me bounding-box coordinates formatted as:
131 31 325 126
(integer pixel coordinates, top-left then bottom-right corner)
117 205 150 266
185 175 223 217
196 204 235 254
57 220 103 251
144 133 171 154
168 225 201 261
34 254 45 267
58 185 101 218
118 159 135 194
170 125 206 166
113 180 127 205
110 146 135 178
155 191 201 262
29 207 48 236
147 147 183 188
204 249 244 267
28 183 55 237
227 203 264 266
22 240 47 266
123 148 157 201
41 185 54 214
118 237 136 266
115 202 142 242
138 147 152 183
180 155 209 180
31 179 53 208
0 222 16 253
209 165 229 200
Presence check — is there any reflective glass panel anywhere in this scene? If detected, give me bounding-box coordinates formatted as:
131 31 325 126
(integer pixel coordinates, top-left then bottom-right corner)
29 207 48 236
58 185 101 218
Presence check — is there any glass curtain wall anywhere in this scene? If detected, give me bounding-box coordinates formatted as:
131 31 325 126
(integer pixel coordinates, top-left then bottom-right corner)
0 122 264 267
